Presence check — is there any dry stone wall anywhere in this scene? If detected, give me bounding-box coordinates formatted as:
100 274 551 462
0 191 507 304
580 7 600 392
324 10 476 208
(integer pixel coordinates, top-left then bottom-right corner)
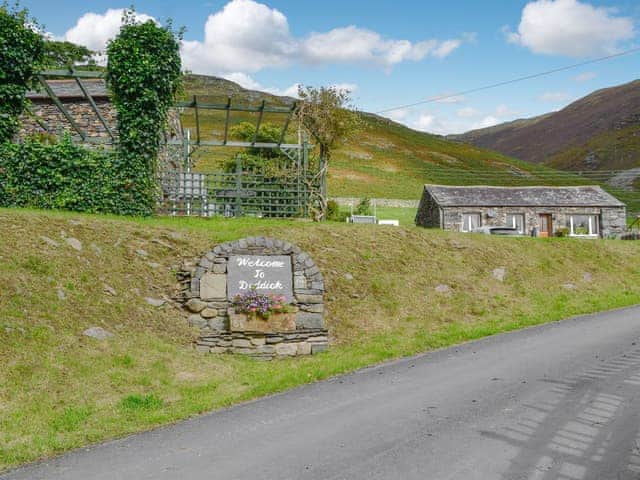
176 237 328 359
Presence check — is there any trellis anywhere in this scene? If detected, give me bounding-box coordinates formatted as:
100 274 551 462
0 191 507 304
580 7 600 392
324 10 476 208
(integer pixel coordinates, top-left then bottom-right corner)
160 96 321 218
30 68 115 144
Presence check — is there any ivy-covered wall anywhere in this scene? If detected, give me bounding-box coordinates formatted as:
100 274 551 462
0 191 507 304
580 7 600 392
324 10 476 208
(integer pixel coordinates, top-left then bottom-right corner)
0 7 182 216
0 137 140 215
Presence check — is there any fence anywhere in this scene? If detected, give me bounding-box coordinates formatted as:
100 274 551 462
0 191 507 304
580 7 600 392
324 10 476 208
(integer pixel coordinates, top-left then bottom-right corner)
158 168 319 218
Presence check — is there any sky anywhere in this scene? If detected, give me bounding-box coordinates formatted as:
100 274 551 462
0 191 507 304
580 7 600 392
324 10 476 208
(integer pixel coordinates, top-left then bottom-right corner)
21 0 640 135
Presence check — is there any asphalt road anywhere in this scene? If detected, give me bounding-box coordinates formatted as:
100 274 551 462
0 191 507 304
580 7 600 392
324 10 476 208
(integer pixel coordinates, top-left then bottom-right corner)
5 306 640 480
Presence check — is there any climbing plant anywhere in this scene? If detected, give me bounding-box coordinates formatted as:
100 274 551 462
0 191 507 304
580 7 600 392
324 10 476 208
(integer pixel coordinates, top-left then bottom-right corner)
0 3 45 142
106 9 183 215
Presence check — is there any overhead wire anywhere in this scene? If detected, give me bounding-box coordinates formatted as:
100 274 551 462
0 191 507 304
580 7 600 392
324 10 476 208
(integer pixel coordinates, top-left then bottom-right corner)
375 47 640 114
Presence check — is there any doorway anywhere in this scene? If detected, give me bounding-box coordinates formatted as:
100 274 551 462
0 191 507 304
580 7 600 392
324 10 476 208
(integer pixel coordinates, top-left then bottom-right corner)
539 214 552 237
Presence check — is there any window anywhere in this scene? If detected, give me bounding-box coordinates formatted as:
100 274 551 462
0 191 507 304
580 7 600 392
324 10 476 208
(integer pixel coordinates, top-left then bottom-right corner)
567 214 599 236
506 213 525 234
462 213 481 232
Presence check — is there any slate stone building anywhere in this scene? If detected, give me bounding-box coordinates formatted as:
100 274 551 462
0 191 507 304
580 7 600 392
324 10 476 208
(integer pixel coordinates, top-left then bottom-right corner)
415 184 627 238
20 79 117 142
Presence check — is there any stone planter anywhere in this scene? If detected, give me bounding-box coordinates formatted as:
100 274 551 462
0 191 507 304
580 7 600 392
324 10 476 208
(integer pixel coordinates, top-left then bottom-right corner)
229 311 296 333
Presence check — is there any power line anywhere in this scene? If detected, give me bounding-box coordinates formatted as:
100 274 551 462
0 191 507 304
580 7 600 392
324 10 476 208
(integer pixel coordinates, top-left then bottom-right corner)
375 46 640 115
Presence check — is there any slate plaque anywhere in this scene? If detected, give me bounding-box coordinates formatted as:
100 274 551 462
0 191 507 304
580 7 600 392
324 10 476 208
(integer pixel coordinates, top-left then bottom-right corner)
227 255 293 302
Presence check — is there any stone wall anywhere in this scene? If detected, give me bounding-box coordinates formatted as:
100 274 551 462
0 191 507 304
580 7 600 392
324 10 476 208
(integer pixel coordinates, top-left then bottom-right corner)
331 197 419 208
176 236 328 359
414 193 441 227
19 98 117 142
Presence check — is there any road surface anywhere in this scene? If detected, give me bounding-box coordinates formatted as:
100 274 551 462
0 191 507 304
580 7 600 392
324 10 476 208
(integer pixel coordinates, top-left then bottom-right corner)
5 306 640 480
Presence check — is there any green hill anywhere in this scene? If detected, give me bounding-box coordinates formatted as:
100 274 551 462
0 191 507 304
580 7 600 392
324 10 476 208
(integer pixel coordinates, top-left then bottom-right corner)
180 75 586 201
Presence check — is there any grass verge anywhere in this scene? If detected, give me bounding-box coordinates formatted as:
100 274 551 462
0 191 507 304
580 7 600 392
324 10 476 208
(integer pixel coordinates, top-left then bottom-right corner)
1 208 640 471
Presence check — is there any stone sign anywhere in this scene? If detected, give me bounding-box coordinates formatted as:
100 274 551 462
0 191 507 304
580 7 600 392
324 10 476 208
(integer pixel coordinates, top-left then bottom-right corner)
176 236 328 359
227 255 293 302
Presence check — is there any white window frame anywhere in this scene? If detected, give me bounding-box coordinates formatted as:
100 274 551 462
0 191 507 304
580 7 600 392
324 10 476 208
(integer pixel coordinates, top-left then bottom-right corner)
506 213 525 234
569 214 599 237
461 213 481 232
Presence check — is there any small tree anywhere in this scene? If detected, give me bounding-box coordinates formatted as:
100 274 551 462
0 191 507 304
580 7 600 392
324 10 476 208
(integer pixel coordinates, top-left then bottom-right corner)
43 40 96 69
296 85 361 220
107 9 182 215
0 3 45 142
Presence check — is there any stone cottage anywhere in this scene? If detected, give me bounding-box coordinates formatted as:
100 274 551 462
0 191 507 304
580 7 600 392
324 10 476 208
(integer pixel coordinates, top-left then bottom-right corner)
415 184 627 238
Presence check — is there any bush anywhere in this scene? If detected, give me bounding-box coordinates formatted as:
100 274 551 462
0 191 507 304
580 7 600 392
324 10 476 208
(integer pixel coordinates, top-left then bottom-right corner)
326 200 347 222
555 227 570 238
355 197 372 215
0 136 142 215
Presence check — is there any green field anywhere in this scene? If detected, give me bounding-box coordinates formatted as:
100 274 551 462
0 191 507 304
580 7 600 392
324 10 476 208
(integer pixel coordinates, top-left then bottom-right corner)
2 208 640 471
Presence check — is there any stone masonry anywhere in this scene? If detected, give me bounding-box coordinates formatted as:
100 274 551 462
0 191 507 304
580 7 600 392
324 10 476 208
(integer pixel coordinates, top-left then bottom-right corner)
176 237 328 359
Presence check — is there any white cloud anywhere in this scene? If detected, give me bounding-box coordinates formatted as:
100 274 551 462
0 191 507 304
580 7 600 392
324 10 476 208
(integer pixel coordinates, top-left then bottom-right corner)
181 0 468 75
574 71 597 82
64 8 155 52
181 0 295 74
220 72 356 99
505 0 635 57
457 107 479 118
538 91 569 102
386 108 410 122
472 115 500 130
495 104 512 117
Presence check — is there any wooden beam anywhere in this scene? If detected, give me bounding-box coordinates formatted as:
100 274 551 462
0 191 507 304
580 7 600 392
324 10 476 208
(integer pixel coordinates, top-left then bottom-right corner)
37 74 87 141
252 100 265 146
73 74 115 141
25 104 54 135
222 97 231 145
174 100 292 114
166 139 304 149
193 95 201 145
278 102 296 145
39 69 105 78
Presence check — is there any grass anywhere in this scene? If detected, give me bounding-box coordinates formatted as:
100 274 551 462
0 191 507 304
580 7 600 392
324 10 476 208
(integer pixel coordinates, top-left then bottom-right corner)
2 208 640 471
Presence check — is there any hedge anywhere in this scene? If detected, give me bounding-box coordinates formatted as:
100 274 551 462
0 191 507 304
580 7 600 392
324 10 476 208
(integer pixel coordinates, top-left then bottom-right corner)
0 137 145 215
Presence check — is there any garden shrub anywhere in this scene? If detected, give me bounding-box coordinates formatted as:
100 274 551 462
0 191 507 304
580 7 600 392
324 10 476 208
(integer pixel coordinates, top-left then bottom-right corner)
355 197 372 215
0 136 140 214
0 4 45 142
326 200 348 222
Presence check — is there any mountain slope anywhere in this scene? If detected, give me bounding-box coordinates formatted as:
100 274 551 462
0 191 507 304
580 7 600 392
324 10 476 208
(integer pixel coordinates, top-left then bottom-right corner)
450 79 640 170
181 75 584 200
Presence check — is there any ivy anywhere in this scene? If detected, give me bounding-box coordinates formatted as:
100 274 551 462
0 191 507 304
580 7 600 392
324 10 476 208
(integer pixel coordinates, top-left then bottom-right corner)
0 136 139 214
0 3 45 142
106 10 183 216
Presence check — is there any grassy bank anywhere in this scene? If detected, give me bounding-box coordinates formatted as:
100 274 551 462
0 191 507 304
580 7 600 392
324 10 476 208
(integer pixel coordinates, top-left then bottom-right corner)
2 208 640 470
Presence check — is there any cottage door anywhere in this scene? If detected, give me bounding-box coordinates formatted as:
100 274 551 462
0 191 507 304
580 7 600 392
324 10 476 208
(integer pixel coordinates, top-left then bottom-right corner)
539 214 552 237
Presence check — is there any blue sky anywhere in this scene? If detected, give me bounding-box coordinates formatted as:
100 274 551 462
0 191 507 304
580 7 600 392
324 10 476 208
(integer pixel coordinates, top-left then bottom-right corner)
22 0 640 134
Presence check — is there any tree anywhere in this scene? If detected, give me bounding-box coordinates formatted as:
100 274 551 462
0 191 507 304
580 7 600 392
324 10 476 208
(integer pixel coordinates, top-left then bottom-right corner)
0 3 45 142
296 85 361 220
230 121 284 159
106 9 182 215
43 40 96 69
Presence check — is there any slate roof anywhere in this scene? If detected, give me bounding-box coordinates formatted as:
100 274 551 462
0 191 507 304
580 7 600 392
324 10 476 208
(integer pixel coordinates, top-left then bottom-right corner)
27 79 108 99
424 184 625 208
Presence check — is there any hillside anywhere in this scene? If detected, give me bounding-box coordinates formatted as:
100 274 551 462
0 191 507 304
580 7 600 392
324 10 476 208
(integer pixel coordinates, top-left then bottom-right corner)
2 208 640 470
180 75 584 200
450 79 640 170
